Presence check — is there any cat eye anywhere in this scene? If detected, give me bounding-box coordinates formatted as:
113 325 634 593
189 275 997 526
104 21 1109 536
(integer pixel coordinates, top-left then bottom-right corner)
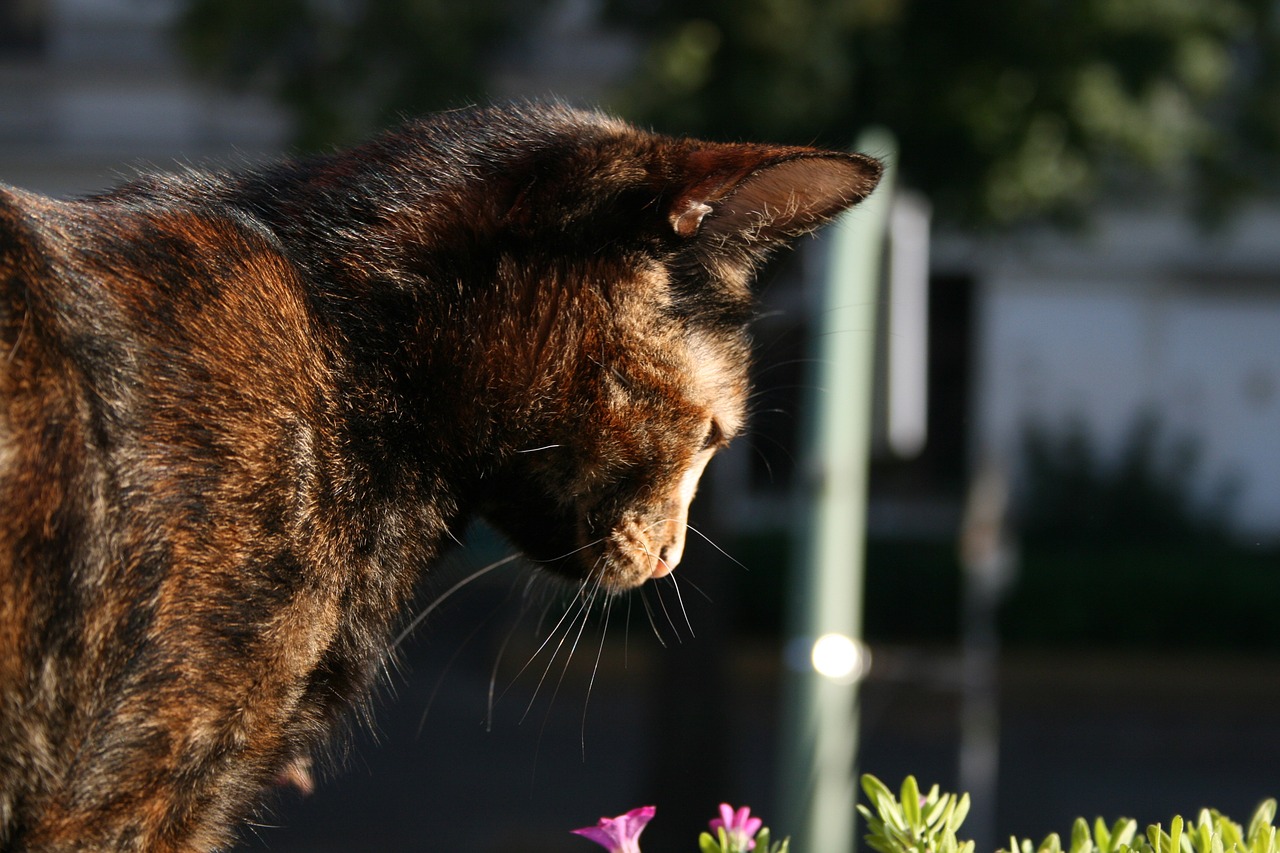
701 420 726 451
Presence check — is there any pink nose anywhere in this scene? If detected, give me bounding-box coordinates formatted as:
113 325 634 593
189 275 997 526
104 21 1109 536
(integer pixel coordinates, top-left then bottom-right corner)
651 533 683 578
653 547 673 578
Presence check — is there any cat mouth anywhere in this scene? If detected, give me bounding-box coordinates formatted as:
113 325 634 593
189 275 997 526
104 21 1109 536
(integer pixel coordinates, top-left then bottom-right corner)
589 513 684 592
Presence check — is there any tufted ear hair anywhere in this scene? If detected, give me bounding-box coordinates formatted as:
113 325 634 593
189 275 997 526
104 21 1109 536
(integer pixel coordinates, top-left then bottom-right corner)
667 145 883 244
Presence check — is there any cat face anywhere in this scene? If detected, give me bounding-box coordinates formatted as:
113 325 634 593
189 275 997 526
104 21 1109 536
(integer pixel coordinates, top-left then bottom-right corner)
481 303 750 594
475 116 882 593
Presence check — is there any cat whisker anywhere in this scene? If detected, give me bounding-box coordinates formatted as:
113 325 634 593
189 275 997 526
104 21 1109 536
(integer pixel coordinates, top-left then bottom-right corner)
744 405 791 419
638 587 667 648
6 310 28 364
389 552 522 651
488 580 560 723
664 573 696 639
515 443 562 453
526 574 600 727
623 592 633 668
581 592 613 758
649 577 683 644
527 577 600 786
518 572 600 720
750 356 822 379
671 571 714 604
505 576 591 701
548 578 600 728
746 381 824 401
528 536 609 565
684 522 750 572
416 601 505 739
486 601 525 732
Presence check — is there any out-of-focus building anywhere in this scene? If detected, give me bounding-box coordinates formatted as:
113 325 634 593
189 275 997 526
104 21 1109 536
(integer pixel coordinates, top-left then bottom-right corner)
954 213 1280 541
0 0 287 198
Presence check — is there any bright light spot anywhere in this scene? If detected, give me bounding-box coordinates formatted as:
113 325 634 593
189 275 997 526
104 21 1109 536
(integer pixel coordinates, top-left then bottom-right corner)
810 633 868 683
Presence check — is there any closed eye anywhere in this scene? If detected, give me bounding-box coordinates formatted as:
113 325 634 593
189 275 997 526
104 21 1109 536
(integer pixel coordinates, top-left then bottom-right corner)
701 419 726 451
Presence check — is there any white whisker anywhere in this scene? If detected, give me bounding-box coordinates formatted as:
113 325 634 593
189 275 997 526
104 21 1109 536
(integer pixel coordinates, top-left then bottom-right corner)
684 523 750 572
581 592 613 757
516 443 562 453
390 553 521 651
674 571 714 604
416 602 503 739
520 578 597 723
505 576 591 700
623 593 633 668
650 578 682 643
486 578 552 729
638 587 666 647
665 574 695 638
528 536 608 564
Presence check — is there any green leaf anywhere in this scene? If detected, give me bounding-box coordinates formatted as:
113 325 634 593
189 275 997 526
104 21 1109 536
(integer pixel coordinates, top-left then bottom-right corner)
1096 819 1113 853
903 776 923 830
1114 819 1140 851
951 796 972 835
700 831 722 853
1072 818 1095 853
1151 823 1170 853
881 796 910 833
1247 801 1277 848
925 794 950 829
863 775 896 806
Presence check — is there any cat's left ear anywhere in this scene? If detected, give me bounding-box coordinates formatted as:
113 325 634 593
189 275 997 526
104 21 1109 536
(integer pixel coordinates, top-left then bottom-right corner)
668 148 883 243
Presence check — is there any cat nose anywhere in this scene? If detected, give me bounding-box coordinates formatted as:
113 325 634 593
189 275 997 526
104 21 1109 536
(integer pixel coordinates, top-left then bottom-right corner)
653 534 684 578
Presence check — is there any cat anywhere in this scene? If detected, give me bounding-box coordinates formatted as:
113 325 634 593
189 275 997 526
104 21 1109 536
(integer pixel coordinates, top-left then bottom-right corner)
0 102 881 851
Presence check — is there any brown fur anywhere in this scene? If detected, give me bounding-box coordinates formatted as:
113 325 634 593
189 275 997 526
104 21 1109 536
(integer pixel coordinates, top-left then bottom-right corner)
0 103 880 850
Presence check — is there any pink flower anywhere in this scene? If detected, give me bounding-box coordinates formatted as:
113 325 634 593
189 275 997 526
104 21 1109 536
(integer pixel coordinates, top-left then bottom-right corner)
710 804 764 851
572 806 656 853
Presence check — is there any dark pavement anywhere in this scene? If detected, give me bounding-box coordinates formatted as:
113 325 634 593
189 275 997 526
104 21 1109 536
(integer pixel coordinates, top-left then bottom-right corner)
228 554 1280 853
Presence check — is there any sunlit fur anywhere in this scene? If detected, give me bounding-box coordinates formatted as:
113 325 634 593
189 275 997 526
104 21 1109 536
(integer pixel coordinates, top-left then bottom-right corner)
0 102 879 850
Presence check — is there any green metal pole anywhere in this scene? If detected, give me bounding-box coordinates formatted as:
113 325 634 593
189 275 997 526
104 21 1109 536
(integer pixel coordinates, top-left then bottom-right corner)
780 128 897 853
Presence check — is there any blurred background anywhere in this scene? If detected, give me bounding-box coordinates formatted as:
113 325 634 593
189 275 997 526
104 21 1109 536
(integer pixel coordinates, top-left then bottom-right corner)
3 1 1279 851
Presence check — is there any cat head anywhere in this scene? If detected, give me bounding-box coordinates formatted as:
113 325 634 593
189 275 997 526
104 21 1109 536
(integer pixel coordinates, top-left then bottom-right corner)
462 106 882 593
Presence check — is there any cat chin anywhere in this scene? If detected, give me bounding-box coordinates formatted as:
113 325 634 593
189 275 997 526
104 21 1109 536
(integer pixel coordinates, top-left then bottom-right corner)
480 503 665 593
524 544 656 595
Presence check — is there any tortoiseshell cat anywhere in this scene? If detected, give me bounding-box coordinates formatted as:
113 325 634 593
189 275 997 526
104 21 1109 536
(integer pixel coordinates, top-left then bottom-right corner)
0 103 880 850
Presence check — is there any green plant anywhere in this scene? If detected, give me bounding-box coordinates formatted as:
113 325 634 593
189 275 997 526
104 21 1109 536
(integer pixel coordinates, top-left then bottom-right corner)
858 775 1280 853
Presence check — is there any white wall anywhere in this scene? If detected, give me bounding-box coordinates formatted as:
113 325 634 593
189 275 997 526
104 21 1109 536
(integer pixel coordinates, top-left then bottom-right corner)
974 274 1280 540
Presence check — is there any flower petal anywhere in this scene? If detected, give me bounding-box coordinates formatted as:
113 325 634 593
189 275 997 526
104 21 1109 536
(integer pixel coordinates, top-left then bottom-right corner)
572 806 656 852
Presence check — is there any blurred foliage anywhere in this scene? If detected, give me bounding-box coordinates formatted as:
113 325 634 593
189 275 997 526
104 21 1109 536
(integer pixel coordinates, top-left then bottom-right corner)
998 541 1280 649
736 531 1280 649
998 412 1275 648
1017 412 1237 546
177 0 548 148
860 774 1280 853
176 0 1280 227
604 0 1280 226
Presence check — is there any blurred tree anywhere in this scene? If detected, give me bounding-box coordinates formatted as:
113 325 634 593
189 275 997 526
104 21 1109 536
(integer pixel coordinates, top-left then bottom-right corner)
178 0 1280 227
603 0 1280 226
178 0 548 148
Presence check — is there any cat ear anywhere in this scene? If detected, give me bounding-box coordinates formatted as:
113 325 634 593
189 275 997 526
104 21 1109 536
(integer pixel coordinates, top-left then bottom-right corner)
667 148 883 243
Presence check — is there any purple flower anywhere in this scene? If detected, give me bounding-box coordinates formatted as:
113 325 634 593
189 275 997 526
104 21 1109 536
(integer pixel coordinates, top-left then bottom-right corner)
572 806 656 853
710 804 764 851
